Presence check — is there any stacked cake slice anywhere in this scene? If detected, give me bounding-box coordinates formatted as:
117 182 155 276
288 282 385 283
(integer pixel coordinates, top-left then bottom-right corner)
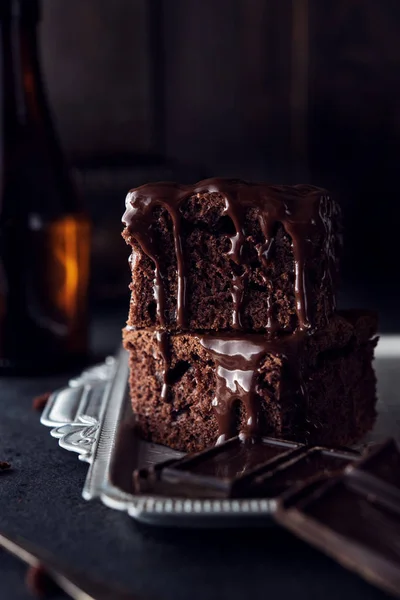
122 178 377 452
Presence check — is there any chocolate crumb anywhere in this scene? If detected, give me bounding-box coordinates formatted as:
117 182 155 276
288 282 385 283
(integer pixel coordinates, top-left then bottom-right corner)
0 461 10 471
32 392 51 412
26 564 58 597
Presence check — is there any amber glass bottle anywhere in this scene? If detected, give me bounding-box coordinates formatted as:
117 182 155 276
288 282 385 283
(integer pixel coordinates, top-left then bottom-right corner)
0 0 90 373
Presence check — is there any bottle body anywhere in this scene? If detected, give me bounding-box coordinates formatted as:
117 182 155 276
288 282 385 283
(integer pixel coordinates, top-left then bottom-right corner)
0 0 90 373
0 212 90 372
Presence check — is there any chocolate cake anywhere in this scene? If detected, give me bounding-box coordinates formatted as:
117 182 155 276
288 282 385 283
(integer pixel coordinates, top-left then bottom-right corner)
122 178 377 453
123 311 377 452
122 179 342 333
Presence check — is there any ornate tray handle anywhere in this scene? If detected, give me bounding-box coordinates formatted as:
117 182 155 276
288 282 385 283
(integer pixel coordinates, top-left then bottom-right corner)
41 358 117 464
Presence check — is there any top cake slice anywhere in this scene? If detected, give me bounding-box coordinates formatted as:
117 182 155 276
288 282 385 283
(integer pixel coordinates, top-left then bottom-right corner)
122 178 341 333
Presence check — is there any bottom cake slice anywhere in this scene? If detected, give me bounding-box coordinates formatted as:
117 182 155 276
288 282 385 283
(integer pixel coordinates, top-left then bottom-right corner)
123 311 378 453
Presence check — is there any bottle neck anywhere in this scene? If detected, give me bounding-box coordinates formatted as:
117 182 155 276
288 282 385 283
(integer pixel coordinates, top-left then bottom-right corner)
0 9 83 218
1 16 52 137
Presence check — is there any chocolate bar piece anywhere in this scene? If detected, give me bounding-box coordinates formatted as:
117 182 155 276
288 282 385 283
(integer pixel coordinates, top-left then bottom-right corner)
275 439 400 598
133 437 304 498
161 437 306 498
248 447 356 498
132 458 178 496
346 438 400 488
133 436 358 499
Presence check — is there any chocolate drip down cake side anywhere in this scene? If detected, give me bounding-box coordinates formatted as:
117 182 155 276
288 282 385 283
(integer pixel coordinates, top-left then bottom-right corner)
122 178 378 452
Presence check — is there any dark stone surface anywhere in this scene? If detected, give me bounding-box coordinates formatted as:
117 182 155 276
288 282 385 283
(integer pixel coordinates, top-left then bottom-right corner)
0 315 393 599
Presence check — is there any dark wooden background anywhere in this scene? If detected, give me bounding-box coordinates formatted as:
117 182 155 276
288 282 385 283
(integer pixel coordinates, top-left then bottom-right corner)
39 0 400 327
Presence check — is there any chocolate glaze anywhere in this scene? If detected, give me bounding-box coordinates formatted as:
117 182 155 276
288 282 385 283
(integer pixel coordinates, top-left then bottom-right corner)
198 331 307 442
152 328 308 444
155 331 170 400
122 178 337 332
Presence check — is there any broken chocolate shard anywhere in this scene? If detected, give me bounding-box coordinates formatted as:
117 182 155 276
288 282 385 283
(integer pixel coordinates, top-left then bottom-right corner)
132 436 358 500
248 447 357 498
160 437 305 498
346 438 400 488
133 457 179 495
275 438 400 598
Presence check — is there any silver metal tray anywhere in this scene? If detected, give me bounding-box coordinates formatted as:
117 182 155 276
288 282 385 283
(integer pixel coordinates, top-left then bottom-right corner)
41 337 400 527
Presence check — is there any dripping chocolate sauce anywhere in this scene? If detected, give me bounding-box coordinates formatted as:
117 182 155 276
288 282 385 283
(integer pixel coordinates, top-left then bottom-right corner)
198 332 307 443
155 331 170 400
153 329 308 443
122 178 335 333
123 178 333 441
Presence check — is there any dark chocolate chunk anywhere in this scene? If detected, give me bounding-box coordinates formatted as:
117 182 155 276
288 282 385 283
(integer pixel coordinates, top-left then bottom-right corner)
170 437 301 479
249 447 356 498
275 438 400 598
0 461 11 471
133 437 359 500
133 458 178 495
346 438 400 488
133 437 304 498
161 437 305 498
